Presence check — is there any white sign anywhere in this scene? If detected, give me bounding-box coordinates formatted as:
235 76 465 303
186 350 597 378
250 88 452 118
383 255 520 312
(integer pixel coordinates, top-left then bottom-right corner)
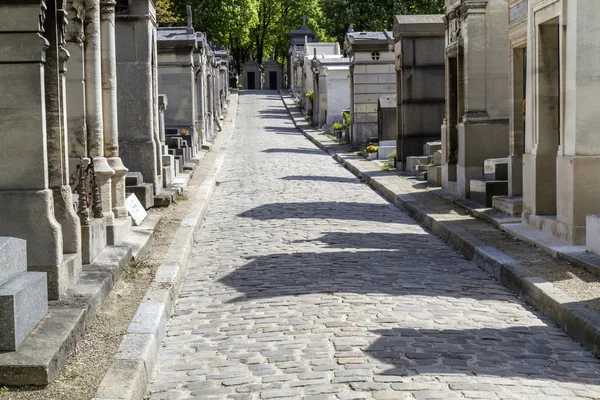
125 194 148 226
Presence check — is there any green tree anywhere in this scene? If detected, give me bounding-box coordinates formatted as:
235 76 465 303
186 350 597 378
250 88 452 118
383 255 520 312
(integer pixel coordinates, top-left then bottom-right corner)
320 0 444 44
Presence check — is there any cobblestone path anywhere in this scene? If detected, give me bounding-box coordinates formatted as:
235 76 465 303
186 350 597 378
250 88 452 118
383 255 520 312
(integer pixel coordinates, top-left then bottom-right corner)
150 92 600 400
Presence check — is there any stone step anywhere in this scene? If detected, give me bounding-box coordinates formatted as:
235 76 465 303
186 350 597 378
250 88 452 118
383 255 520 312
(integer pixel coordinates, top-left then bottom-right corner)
415 171 428 181
405 156 431 176
469 179 508 207
154 188 178 207
126 183 154 210
415 164 428 172
0 271 48 352
484 157 509 180
427 165 442 186
0 237 48 352
423 141 442 156
0 237 27 286
492 195 523 216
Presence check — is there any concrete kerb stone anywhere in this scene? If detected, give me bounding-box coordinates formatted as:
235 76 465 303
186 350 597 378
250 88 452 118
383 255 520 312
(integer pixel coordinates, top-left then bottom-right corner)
94 93 239 400
280 91 600 355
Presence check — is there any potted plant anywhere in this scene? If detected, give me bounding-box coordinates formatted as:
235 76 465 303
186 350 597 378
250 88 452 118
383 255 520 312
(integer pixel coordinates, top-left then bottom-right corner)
364 145 378 160
332 121 344 138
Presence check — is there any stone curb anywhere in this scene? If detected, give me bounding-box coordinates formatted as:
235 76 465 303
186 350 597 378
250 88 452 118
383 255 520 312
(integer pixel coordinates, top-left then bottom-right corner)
280 93 600 355
93 94 239 400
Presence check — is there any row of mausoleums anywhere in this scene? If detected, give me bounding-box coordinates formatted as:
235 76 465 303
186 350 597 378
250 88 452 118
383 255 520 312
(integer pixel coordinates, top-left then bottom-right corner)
292 0 600 255
0 0 230 383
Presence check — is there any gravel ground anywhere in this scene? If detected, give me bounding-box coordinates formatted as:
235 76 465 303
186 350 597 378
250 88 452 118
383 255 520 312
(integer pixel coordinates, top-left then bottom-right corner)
1 133 228 400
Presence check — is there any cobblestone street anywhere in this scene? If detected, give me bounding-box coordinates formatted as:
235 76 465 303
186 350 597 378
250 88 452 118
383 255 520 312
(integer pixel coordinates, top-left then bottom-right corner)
149 92 600 399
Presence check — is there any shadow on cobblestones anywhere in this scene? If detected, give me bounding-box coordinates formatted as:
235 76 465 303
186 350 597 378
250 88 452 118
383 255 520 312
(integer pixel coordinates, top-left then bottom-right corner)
281 176 362 184
262 148 326 155
238 201 413 223
218 248 513 303
263 126 302 135
367 327 600 385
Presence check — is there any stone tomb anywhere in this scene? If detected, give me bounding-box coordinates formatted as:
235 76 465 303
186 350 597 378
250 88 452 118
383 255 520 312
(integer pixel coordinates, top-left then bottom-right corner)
441 0 510 199
288 16 319 92
302 42 341 113
345 30 395 147
157 21 201 157
263 60 283 91
241 60 262 90
311 56 351 129
393 15 445 172
520 0 600 244
116 0 162 199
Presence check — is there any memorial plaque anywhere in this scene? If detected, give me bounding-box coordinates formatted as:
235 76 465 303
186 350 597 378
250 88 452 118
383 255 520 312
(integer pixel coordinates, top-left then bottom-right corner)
125 194 148 226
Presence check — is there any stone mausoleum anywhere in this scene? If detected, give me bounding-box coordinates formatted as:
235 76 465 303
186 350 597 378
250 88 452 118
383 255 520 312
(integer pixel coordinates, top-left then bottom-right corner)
393 15 445 173
344 30 395 148
441 0 510 201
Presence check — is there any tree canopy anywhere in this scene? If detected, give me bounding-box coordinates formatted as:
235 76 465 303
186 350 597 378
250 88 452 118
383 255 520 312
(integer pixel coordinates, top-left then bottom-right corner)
157 0 444 73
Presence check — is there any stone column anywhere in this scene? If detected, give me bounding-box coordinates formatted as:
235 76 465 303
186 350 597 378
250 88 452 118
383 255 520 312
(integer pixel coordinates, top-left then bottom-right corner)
0 0 66 300
100 0 128 224
85 0 115 224
45 0 82 260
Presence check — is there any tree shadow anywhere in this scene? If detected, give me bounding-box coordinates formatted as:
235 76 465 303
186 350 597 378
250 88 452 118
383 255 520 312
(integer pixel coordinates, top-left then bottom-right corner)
365 327 600 385
263 126 302 135
217 240 517 304
237 201 408 223
258 109 289 115
261 148 325 155
281 175 361 184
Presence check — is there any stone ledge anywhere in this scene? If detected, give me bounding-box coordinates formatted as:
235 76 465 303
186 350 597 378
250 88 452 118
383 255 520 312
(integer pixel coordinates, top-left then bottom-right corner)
0 221 161 386
281 91 600 355
93 92 239 400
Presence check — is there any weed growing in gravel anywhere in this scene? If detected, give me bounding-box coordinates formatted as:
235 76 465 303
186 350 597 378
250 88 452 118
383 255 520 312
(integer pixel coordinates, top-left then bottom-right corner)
172 192 189 205
380 161 390 171
0 387 8 396
122 259 152 282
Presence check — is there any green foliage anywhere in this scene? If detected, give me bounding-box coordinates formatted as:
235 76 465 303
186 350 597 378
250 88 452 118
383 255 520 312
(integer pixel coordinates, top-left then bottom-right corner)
332 122 344 130
306 90 314 103
389 150 396 158
342 111 351 129
320 0 444 44
173 0 444 73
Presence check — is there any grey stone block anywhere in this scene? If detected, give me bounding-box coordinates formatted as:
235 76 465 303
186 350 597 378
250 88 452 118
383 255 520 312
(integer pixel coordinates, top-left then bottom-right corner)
125 172 144 186
106 217 133 246
94 359 148 400
0 272 48 351
0 237 27 286
115 333 158 381
126 183 154 210
81 219 106 265
423 140 442 156
162 166 173 187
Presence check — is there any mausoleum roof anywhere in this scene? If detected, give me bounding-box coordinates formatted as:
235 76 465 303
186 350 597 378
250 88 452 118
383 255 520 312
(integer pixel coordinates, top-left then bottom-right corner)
393 15 445 39
344 30 393 53
157 27 197 49
289 17 319 45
